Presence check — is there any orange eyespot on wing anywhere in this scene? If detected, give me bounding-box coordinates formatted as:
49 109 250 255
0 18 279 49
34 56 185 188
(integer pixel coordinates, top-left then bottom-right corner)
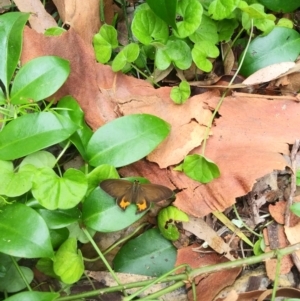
136 199 150 212
117 197 131 210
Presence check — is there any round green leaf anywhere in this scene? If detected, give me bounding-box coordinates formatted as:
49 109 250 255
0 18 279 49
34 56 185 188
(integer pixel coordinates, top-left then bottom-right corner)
82 187 146 232
10 56 70 104
44 27 66 36
93 24 118 63
0 112 78 160
132 8 169 45
112 43 140 72
208 0 239 20
113 228 176 276
158 206 189 240
170 81 190 104
19 150 56 169
49 228 69 249
4 291 59 301
0 160 35 197
86 114 170 167
176 0 203 38
32 168 88 210
155 39 192 70
0 203 54 258
53 237 84 284
0 12 29 91
192 41 219 72
239 27 300 77
182 154 220 183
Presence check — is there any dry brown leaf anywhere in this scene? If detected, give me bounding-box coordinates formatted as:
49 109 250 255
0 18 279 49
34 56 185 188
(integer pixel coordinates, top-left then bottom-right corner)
14 0 57 32
52 0 101 44
243 62 295 85
221 43 235 75
21 28 300 218
285 222 300 263
176 245 241 301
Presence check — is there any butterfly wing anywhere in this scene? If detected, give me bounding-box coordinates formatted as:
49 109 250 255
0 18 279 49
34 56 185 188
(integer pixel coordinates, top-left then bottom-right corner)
100 179 133 210
139 183 173 203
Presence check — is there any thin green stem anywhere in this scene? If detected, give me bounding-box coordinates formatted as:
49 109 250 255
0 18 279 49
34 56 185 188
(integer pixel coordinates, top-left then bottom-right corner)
271 252 282 301
10 256 32 291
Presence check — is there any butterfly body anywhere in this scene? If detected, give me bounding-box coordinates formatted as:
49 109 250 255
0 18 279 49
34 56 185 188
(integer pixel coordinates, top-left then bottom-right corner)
100 179 173 213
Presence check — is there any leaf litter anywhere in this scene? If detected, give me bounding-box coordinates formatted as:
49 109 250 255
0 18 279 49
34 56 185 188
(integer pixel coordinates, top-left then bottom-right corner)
17 4 300 301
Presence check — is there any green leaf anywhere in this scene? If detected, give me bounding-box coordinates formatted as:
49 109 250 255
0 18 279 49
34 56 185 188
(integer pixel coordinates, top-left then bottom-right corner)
86 114 170 167
132 8 169 45
217 19 239 42
241 3 275 34
277 18 294 29
50 228 69 249
258 0 300 13
10 56 70 104
170 81 191 104
158 206 189 240
44 27 66 36
296 170 300 186
19 150 56 169
208 0 239 20
93 24 118 63
182 154 220 183
253 237 264 256
155 39 192 70
112 43 140 72
0 112 78 160
53 237 84 284
192 41 220 72
0 12 29 91
4 292 59 301
113 228 176 276
57 96 93 161
0 160 35 196
239 27 300 77
0 88 6 104
36 207 81 229
146 0 177 29
290 203 300 217
86 164 119 196
0 254 34 293
189 15 218 45
82 187 146 232
176 0 203 38
0 203 54 258
32 168 88 210
67 222 96 244
36 257 58 279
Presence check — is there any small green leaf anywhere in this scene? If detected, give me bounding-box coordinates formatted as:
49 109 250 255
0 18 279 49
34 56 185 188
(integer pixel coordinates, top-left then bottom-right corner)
67 222 96 244
93 24 118 63
290 203 300 217
112 43 140 72
82 188 146 232
170 81 190 104
155 39 192 70
208 0 239 20
253 237 264 256
53 238 84 284
0 12 30 91
49 228 69 249
113 228 176 276
192 41 220 72
277 18 294 29
0 203 54 258
296 170 300 186
0 112 78 160
86 114 170 168
4 291 59 301
32 168 88 210
132 8 169 45
189 15 218 45
182 154 220 183
176 0 203 38
146 0 177 29
10 56 70 104
239 27 300 77
57 96 93 160
44 27 66 36
217 19 239 42
0 160 35 197
158 206 189 240
20 150 56 169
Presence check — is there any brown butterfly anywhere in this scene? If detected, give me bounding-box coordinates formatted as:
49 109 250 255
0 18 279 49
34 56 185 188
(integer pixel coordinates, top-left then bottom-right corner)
100 179 173 213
